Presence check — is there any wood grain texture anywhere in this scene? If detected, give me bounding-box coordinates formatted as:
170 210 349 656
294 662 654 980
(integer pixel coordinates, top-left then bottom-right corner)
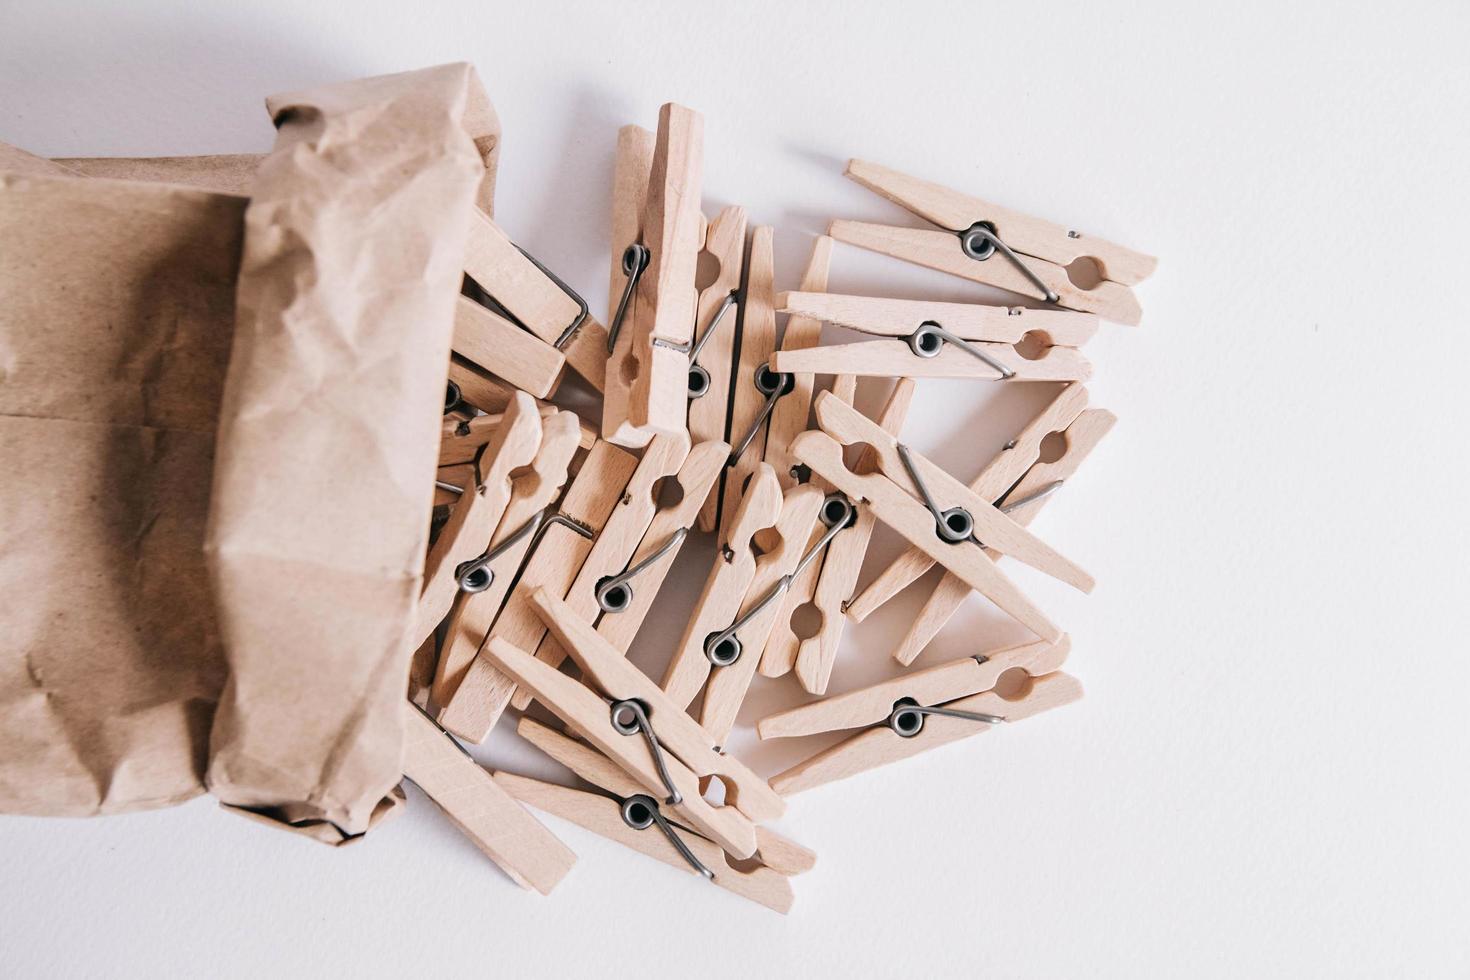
603 124 658 447
689 206 749 531
400 703 574 894
765 236 833 490
721 225 779 541
778 291 1097 346
451 293 565 398
772 336 1091 381
439 440 637 741
447 354 516 414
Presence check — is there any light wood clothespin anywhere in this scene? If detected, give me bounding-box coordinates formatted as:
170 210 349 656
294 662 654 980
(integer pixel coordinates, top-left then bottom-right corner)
759 638 1081 795
602 105 704 447
462 207 609 391
482 591 773 859
438 402 567 467
400 701 575 893
446 354 517 416
452 293 566 398
849 385 1116 664
414 392 543 647
438 440 638 742
763 235 833 491
846 384 1105 637
792 391 1093 644
771 293 1096 381
688 205 749 531
430 410 583 708
760 377 917 694
662 479 830 745
513 433 719 713
718 225 781 539
832 159 1156 325
497 718 811 913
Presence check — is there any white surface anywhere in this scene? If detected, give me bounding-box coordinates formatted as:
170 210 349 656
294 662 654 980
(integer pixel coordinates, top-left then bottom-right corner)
3 0 1468 976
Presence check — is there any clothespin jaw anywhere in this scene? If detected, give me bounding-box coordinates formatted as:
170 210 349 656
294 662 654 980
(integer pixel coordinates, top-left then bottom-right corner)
603 105 704 446
832 159 1154 325
760 638 1081 795
431 410 582 709
688 206 749 532
770 291 1096 381
496 720 807 913
462 207 609 392
793 391 1092 644
414 392 543 647
438 439 637 743
399 701 575 894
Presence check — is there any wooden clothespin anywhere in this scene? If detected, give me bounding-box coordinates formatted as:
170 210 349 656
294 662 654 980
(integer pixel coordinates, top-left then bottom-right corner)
602 105 704 447
462 206 609 392
438 440 637 742
430 410 583 708
763 235 833 490
718 225 782 538
446 354 517 416
771 292 1096 382
452 293 566 398
848 384 1116 664
758 637 1081 795
831 159 1156 325
760 377 917 694
688 205 749 531
662 474 835 745
792 391 1094 644
400 701 575 893
438 401 567 467
413 392 543 647
482 588 780 859
852 382 1111 667
511 432 721 712
497 718 812 913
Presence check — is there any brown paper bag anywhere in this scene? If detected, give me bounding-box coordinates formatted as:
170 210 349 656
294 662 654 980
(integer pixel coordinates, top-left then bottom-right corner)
1 63 500 840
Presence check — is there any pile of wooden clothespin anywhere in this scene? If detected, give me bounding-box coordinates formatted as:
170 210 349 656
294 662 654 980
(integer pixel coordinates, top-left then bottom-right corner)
404 104 1154 912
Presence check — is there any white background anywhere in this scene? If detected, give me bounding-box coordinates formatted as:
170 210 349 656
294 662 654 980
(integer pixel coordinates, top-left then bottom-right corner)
3 0 1468 976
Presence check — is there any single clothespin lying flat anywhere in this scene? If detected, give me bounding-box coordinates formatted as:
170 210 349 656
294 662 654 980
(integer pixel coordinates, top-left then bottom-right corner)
831 159 1155 325
438 440 637 742
498 718 812 913
719 225 786 539
846 384 1105 652
850 385 1116 664
414 392 543 647
771 292 1096 382
603 105 705 447
431 410 583 709
761 377 917 694
759 637 1081 795
400 701 575 894
688 205 749 531
792 391 1093 644
662 475 840 745
462 206 609 392
511 432 721 712
483 588 782 859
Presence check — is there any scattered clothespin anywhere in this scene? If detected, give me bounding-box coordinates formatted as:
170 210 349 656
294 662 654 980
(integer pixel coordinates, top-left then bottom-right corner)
759 637 1081 795
414 392 543 647
400 701 575 893
482 587 778 859
602 105 704 447
513 432 720 712
850 385 1115 664
688 205 749 531
438 401 570 468
462 207 610 391
844 384 1103 624
452 293 566 398
497 718 811 913
430 410 583 709
763 235 833 490
831 159 1155 325
792 391 1093 644
761 377 917 694
438 440 637 742
446 354 518 417
662 477 839 745
719 225 784 539
771 292 1096 381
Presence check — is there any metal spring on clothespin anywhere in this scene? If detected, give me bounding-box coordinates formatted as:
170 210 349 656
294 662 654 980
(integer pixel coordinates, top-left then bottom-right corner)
512 244 592 349
619 795 715 880
595 527 689 613
958 222 1060 305
728 365 794 466
906 320 1015 380
606 243 650 352
686 291 738 399
608 698 682 805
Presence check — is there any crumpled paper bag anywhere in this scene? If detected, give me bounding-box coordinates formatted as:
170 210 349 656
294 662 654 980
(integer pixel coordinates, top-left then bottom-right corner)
1 63 499 842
